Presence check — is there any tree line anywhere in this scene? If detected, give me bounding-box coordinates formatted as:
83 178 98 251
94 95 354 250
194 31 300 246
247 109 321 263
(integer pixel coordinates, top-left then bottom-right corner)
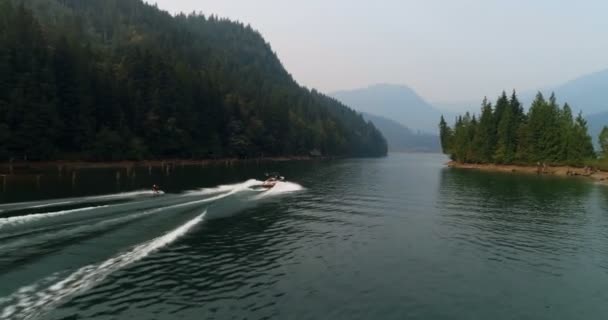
439 91 599 166
0 0 387 161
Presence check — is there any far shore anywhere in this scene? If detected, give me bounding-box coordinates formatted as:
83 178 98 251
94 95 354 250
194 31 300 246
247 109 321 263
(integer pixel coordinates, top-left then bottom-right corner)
0 156 331 176
447 161 608 185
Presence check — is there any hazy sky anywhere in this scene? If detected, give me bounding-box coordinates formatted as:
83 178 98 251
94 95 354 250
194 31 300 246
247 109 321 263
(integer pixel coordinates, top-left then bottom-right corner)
147 0 607 103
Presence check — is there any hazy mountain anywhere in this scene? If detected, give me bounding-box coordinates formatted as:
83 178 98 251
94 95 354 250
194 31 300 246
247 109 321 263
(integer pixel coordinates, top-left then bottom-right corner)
362 113 440 152
331 84 447 134
433 69 608 118
432 101 480 114
522 69 608 115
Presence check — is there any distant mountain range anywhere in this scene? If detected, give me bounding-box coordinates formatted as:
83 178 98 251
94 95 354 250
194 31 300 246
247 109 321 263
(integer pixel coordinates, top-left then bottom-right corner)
434 69 608 117
330 69 608 153
361 113 440 152
331 84 449 134
330 84 445 152
520 69 608 116
434 69 608 146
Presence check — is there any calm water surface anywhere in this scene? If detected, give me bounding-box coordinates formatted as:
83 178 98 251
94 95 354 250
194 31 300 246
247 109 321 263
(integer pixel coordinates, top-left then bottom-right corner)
1 153 608 319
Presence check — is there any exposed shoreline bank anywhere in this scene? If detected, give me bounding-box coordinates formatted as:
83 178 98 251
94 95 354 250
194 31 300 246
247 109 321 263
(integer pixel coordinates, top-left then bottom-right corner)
0 156 332 176
447 161 608 185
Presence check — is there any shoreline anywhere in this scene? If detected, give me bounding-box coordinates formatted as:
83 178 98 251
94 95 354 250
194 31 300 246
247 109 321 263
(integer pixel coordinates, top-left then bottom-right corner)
447 161 608 185
0 156 331 176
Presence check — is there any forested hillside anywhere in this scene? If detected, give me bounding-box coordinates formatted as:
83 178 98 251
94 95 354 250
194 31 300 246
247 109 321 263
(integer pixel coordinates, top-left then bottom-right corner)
0 0 387 161
440 91 596 166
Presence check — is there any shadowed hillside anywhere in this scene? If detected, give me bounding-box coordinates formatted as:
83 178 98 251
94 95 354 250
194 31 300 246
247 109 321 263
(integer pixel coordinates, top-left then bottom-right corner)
0 0 387 161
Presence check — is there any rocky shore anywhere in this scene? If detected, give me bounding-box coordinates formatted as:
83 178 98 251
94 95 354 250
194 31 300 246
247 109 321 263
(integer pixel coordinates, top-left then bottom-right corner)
447 161 608 185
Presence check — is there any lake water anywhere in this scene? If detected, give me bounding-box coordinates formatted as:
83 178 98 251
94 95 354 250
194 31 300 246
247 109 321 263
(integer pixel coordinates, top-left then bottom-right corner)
1 153 608 320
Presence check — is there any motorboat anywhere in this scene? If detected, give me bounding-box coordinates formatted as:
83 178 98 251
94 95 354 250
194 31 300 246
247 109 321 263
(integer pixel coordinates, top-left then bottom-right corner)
261 172 285 189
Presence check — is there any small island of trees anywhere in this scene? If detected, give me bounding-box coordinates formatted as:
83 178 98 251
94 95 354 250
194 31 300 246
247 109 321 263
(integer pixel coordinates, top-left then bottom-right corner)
439 91 608 168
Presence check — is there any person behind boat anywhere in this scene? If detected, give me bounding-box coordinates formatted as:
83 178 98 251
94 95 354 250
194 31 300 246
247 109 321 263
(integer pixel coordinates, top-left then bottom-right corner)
262 177 276 188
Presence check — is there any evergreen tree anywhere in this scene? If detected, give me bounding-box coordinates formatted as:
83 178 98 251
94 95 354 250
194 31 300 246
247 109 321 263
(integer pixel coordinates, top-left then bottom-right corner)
443 90 597 166
0 0 388 161
439 115 452 154
472 97 495 162
493 91 509 132
467 115 479 162
568 113 595 162
451 116 466 162
493 91 523 163
494 103 514 163
559 103 574 162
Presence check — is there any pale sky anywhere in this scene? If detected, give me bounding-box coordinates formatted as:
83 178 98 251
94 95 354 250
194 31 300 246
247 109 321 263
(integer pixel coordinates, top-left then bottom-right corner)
147 0 608 104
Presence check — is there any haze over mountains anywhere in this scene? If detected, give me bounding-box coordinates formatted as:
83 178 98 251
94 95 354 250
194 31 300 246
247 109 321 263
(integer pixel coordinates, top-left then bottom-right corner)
433 69 608 119
330 84 446 152
360 113 440 153
330 67 608 153
434 69 608 145
331 84 446 135
521 69 608 115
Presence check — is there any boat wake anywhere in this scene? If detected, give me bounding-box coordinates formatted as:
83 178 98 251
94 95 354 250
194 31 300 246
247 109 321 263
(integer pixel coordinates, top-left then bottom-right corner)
0 190 156 216
0 205 109 229
253 181 304 199
0 179 304 319
0 211 207 320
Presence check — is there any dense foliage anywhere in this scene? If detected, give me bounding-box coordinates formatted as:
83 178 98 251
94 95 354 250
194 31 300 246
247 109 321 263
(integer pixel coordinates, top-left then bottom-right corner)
0 0 387 161
440 91 596 166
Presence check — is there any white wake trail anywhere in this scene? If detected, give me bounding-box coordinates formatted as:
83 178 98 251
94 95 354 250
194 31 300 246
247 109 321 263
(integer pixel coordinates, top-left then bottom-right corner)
0 187 218 232
185 179 262 196
0 191 232 252
0 190 155 213
252 181 304 200
0 211 207 320
0 206 109 229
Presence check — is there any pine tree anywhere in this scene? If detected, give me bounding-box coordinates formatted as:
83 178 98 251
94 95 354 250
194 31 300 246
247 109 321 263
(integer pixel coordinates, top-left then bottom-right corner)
467 115 479 162
472 97 495 162
439 115 452 154
559 103 574 162
542 93 563 162
443 90 596 166
568 113 595 163
493 91 509 131
451 116 466 162
494 103 514 163
494 91 522 164
525 92 547 162
0 1 388 160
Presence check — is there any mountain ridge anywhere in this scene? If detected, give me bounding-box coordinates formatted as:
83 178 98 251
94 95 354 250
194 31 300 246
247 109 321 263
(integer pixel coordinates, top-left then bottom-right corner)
330 83 447 134
0 0 387 160
433 69 608 117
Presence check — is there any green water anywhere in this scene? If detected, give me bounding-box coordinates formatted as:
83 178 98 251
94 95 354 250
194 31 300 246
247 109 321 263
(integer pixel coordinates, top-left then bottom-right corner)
1 153 608 319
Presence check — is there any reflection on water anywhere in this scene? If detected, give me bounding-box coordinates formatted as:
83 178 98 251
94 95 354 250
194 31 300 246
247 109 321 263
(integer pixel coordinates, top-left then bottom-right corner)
438 168 598 265
2 154 608 320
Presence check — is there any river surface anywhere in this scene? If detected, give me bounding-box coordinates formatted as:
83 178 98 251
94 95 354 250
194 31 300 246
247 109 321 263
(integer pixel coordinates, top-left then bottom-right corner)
1 153 608 320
